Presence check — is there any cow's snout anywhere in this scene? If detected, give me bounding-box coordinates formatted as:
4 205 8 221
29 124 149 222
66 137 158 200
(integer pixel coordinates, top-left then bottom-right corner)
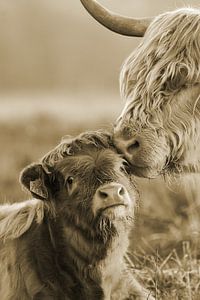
93 183 132 216
114 135 140 162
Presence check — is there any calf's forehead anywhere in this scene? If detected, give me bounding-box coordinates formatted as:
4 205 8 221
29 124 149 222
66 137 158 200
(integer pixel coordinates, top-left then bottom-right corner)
55 148 124 178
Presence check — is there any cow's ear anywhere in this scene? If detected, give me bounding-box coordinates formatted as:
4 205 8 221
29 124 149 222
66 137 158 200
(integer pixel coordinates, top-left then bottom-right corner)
20 164 50 200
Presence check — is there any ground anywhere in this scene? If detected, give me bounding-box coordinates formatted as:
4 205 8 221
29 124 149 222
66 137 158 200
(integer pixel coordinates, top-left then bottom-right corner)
1 101 200 299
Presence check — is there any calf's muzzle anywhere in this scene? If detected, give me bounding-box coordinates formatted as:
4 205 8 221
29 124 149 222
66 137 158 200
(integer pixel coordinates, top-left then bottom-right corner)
92 183 132 215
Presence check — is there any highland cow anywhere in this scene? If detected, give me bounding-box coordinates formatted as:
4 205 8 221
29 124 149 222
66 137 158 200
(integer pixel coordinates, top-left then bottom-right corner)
0 131 153 300
80 1 200 178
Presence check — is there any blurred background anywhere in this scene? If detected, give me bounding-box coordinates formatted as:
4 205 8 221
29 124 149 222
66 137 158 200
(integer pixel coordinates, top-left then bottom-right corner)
1 0 200 258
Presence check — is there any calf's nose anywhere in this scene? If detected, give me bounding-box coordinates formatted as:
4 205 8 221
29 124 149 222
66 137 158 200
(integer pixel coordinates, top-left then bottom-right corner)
93 183 132 214
97 183 126 202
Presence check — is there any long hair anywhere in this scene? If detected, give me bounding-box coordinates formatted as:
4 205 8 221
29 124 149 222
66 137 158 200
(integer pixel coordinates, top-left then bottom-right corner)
120 8 200 126
0 199 44 242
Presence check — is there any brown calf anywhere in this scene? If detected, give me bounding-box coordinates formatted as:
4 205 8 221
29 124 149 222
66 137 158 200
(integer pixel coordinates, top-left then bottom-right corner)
0 131 153 300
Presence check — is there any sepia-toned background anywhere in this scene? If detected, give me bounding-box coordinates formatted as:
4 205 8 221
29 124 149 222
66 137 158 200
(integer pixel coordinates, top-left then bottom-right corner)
1 1 200 296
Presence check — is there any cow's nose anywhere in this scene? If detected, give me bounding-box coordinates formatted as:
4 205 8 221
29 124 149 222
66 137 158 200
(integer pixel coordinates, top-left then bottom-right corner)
114 136 140 158
126 139 140 154
97 183 126 202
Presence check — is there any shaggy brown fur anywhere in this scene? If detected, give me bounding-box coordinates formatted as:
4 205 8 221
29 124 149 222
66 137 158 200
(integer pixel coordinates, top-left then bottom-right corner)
0 131 153 300
114 8 200 178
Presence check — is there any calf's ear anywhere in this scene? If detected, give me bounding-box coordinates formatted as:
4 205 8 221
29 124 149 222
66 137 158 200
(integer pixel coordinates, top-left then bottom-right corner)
20 164 50 200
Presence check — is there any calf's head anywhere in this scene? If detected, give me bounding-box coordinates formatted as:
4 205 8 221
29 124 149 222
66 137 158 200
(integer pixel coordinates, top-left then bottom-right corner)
20 131 137 235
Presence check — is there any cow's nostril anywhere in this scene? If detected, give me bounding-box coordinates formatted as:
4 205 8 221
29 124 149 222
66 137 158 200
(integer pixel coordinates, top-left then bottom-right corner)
127 140 140 154
98 191 108 199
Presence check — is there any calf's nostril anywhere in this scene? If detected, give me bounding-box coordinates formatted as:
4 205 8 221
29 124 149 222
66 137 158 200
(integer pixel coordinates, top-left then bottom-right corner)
127 140 140 154
119 187 125 196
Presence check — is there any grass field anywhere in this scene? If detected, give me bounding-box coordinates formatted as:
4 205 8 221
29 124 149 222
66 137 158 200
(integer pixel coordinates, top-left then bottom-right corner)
1 99 200 299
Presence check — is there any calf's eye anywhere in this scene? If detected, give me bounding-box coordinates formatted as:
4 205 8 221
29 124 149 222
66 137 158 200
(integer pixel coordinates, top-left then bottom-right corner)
65 176 75 192
64 176 77 195
67 176 74 186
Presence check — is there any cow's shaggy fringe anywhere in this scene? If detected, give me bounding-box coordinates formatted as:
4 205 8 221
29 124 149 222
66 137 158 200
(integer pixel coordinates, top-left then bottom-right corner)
120 8 200 125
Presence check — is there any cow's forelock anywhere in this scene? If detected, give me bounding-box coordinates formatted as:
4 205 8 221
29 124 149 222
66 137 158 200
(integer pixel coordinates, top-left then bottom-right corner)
120 8 200 122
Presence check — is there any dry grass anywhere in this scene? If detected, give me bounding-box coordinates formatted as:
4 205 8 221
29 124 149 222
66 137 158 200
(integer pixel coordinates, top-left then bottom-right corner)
1 114 200 299
128 241 200 299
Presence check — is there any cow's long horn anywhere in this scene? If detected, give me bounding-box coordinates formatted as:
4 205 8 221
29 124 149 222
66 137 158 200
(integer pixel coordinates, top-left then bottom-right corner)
80 0 153 37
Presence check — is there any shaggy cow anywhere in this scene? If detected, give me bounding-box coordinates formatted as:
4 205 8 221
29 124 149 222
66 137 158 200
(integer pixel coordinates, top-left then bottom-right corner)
0 131 153 300
80 1 200 178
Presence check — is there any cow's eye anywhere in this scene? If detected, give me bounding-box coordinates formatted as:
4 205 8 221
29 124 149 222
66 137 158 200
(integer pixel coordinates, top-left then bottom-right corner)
121 160 131 174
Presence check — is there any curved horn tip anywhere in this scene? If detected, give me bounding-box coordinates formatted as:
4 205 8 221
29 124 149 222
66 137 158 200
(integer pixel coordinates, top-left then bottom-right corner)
80 0 153 37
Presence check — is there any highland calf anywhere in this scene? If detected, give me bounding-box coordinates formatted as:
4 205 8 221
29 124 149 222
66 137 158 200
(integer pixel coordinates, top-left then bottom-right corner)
80 1 200 178
0 131 153 300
